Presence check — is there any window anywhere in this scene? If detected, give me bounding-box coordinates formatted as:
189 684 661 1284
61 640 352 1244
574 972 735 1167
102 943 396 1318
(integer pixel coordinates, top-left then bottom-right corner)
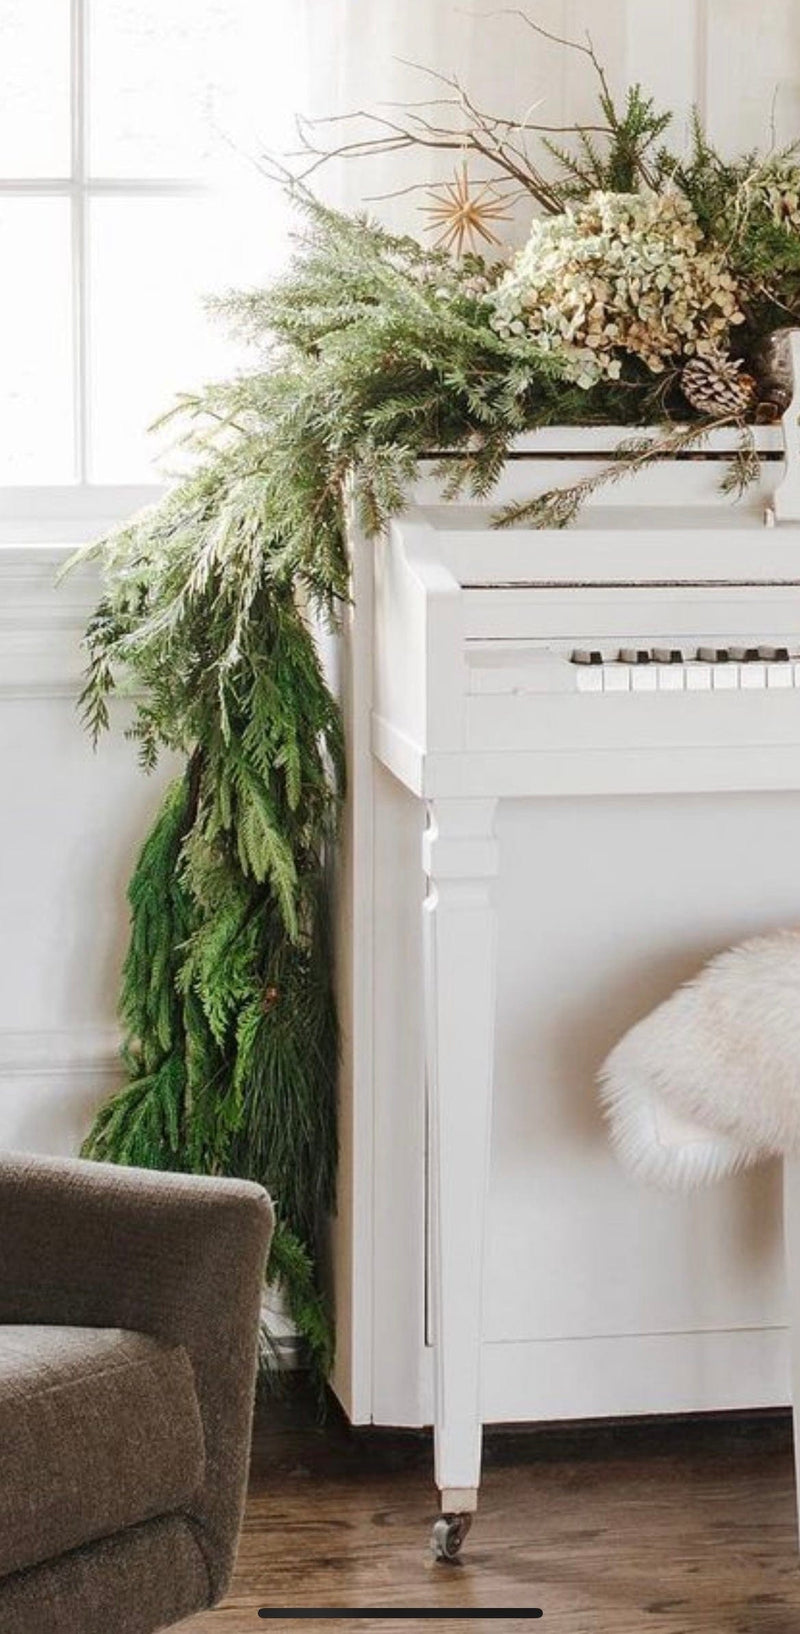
0 0 300 536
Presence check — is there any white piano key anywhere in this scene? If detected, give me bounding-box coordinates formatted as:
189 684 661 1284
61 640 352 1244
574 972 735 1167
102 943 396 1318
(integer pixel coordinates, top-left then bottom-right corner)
767 663 793 688
686 664 712 691
630 666 657 692
655 664 684 691
792 661 800 687
712 664 739 689
575 665 604 692
601 664 631 692
739 663 767 689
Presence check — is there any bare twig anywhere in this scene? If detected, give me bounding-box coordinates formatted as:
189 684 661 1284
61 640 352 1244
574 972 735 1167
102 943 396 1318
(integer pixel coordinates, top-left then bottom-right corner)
290 83 573 214
477 8 611 96
264 15 634 217
362 177 527 205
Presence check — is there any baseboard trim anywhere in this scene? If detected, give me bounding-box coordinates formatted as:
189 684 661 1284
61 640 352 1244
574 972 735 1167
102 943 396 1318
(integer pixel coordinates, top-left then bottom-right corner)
479 1326 791 1422
368 1325 791 1428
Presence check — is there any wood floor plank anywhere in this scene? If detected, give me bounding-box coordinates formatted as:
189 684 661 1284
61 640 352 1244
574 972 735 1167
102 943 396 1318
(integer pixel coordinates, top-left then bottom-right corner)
178 1391 800 1634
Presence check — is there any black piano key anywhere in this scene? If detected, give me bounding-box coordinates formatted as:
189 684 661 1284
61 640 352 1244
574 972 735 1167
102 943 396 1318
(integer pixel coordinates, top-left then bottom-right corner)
570 643 794 670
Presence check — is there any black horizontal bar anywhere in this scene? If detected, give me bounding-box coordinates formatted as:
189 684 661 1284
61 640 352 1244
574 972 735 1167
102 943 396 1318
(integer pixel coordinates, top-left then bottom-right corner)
258 1610 543 1621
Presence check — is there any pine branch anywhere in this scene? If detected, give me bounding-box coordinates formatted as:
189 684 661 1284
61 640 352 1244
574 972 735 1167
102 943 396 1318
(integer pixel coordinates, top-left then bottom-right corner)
494 419 737 528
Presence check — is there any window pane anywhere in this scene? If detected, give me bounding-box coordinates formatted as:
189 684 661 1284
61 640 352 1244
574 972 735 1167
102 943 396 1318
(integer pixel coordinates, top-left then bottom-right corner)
0 199 73 482
0 0 70 177
88 194 265 482
88 0 294 179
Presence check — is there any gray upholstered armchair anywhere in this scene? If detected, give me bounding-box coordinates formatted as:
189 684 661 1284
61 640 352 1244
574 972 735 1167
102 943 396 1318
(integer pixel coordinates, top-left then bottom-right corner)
0 1152 273 1634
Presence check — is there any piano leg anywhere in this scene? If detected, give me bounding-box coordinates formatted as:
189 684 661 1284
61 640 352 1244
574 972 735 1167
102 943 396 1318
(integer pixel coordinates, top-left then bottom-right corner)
783 1159 800 1553
423 797 499 1560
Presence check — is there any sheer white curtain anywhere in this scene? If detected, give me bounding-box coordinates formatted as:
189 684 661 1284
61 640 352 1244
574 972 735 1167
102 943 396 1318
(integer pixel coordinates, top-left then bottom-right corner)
300 0 800 236
302 0 628 242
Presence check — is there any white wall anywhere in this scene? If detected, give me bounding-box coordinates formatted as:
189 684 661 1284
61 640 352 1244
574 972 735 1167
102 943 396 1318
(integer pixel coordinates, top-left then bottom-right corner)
0 549 172 1154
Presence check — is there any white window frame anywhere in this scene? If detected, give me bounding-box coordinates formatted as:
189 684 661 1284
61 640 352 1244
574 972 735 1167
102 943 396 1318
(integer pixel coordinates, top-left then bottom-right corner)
0 0 209 541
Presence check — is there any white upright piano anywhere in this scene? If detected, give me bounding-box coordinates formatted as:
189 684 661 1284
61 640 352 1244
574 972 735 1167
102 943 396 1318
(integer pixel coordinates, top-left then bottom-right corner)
331 398 800 1557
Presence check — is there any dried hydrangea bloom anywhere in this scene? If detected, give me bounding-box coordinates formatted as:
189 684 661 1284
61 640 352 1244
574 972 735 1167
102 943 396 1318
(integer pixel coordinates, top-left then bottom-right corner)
489 191 744 389
756 163 800 230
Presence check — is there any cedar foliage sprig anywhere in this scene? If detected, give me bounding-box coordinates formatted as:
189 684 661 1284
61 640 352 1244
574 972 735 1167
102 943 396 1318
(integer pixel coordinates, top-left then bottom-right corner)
76 480 344 1385
543 83 673 196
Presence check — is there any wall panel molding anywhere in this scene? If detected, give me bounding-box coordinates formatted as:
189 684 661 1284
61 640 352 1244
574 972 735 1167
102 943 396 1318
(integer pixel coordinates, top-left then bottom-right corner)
0 544 170 1162
0 1027 122 1079
0 1028 124 1158
0 549 102 699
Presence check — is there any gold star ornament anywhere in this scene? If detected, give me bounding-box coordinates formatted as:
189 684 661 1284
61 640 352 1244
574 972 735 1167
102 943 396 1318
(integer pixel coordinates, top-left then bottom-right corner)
420 163 512 257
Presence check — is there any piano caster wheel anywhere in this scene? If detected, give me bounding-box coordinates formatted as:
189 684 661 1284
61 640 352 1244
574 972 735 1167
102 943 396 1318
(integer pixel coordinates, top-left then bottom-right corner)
431 1512 472 1563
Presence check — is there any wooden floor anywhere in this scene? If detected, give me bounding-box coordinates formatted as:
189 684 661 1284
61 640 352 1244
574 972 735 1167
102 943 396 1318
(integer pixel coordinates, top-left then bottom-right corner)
180 1384 800 1633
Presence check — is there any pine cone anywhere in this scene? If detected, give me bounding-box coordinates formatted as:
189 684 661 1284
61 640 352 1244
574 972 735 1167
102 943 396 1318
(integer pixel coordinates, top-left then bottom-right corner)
680 351 756 418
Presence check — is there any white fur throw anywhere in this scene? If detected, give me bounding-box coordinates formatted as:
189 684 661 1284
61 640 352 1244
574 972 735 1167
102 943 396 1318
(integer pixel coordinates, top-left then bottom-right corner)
598 930 800 1188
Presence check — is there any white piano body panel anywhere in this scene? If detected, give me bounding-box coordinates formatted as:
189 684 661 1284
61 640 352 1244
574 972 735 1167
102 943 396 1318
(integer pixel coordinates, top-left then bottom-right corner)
330 424 800 1503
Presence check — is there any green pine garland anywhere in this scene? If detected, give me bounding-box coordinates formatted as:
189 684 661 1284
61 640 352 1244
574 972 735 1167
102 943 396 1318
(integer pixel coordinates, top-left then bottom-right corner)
78 523 344 1381
73 76 800 1385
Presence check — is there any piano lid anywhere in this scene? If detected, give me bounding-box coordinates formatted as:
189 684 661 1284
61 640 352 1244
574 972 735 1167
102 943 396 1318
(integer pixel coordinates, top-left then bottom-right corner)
420 425 784 459
414 504 770 533
388 503 800 588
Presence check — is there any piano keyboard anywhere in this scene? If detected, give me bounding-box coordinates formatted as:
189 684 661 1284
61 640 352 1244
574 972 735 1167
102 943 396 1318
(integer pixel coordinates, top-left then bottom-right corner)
568 644 797 693
467 642 800 695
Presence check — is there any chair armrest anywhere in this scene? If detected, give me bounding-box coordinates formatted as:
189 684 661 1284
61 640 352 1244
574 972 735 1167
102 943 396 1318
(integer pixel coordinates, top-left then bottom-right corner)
0 1152 274 1598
